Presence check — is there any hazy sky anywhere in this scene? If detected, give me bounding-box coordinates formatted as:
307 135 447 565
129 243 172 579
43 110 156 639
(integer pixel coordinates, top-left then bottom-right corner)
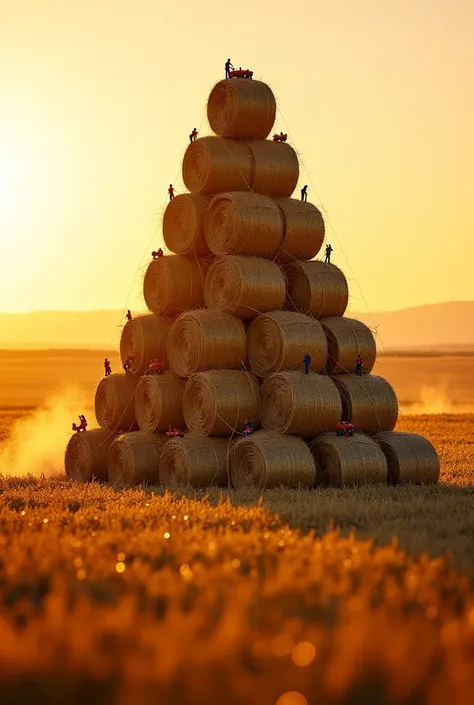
1 0 473 315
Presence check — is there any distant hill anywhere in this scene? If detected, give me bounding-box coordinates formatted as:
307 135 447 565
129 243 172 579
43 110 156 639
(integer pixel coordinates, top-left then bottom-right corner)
0 301 473 351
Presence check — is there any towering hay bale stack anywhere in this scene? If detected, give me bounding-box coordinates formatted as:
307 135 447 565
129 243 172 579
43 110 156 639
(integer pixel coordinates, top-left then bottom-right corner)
261 372 342 436
182 137 298 197
230 431 315 489
311 433 388 487
107 431 167 488
207 79 276 140
167 309 246 377
94 374 138 433
322 317 376 374
143 254 209 316
163 193 211 256
284 260 349 317
275 199 325 263
248 311 327 377
183 370 260 436
204 256 286 320
65 429 115 482
160 434 229 488
135 371 184 433
120 314 172 376
204 192 282 258
375 431 440 485
332 374 398 433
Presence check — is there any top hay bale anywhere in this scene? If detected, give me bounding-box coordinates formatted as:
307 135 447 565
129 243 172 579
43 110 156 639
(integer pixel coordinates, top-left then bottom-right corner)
207 79 276 140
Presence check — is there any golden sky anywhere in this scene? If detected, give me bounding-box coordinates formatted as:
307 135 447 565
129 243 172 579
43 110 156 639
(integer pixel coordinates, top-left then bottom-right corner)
1 0 473 314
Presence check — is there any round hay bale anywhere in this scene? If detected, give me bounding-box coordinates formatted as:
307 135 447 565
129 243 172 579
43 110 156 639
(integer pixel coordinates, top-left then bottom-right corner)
230 430 315 489
65 429 114 482
204 255 286 320
284 260 349 317
183 137 252 194
204 192 282 258
107 431 167 488
135 371 184 433
310 433 388 487
275 199 325 263
248 140 299 198
167 309 246 377
332 374 398 433
94 374 138 433
248 311 327 377
261 372 342 436
183 370 260 436
321 317 376 374
374 431 440 485
143 255 208 316
163 193 212 256
207 79 276 140
120 314 172 376
160 434 229 488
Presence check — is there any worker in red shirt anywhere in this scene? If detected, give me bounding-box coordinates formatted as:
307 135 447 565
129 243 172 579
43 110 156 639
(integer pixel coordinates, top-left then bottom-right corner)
152 248 163 259
189 128 198 143
168 185 175 201
356 354 363 376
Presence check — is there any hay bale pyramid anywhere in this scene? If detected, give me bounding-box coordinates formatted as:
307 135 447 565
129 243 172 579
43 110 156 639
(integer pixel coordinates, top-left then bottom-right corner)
66 75 440 489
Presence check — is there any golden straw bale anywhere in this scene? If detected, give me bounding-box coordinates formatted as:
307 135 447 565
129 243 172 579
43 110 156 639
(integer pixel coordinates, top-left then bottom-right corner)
230 430 315 489
247 140 299 198
321 317 376 374
183 370 260 436
310 433 388 487
275 199 325 263
183 137 252 194
261 372 342 436
65 429 114 482
120 314 172 376
135 371 184 433
204 192 283 257
94 373 138 433
160 434 229 488
163 193 212 256
374 431 440 485
207 79 276 140
332 374 398 433
248 311 327 377
204 256 286 320
167 309 246 377
107 431 167 488
284 260 349 317
143 255 208 316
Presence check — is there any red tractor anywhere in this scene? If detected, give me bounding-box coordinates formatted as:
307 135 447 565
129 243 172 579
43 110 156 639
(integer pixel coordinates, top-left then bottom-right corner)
145 360 165 375
335 421 355 437
229 68 253 79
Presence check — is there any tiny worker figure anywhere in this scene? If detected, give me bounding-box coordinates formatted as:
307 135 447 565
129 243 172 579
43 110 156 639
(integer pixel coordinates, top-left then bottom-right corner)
242 419 254 436
324 243 333 264
304 351 311 375
168 184 175 201
356 354 363 376
123 356 134 374
72 415 88 433
301 184 308 202
189 127 198 143
126 310 132 321
225 58 234 79
104 357 112 376
152 248 163 259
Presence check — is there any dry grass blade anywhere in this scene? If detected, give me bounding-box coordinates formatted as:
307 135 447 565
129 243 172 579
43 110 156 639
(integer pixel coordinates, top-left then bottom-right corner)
375 431 440 485
163 193 212 256
230 430 315 489
160 434 229 488
167 309 246 377
64 429 114 482
248 310 327 377
207 79 276 139
332 374 399 433
135 372 184 433
322 317 376 374
284 260 349 317
120 314 172 376
143 255 209 316
247 140 299 198
107 431 167 488
182 137 252 194
310 432 388 486
275 198 325 262
94 373 138 432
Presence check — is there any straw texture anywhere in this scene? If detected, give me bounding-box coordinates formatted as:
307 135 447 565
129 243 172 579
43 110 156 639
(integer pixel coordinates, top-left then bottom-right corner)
374 431 440 485
204 256 286 320
230 431 315 490
261 372 342 436
207 79 276 140
107 431 167 488
94 373 138 432
160 434 229 488
284 260 349 318
322 317 376 374
120 314 172 376
143 255 208 316
332 374 398 433
135 371 185 433
275 199 325 263
167 309 246 377
204 192 283 257
248 311 327 377
163 193 212 256
65 429 114 482
248 140 299 197
183 370 260 436
310 433 388 487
